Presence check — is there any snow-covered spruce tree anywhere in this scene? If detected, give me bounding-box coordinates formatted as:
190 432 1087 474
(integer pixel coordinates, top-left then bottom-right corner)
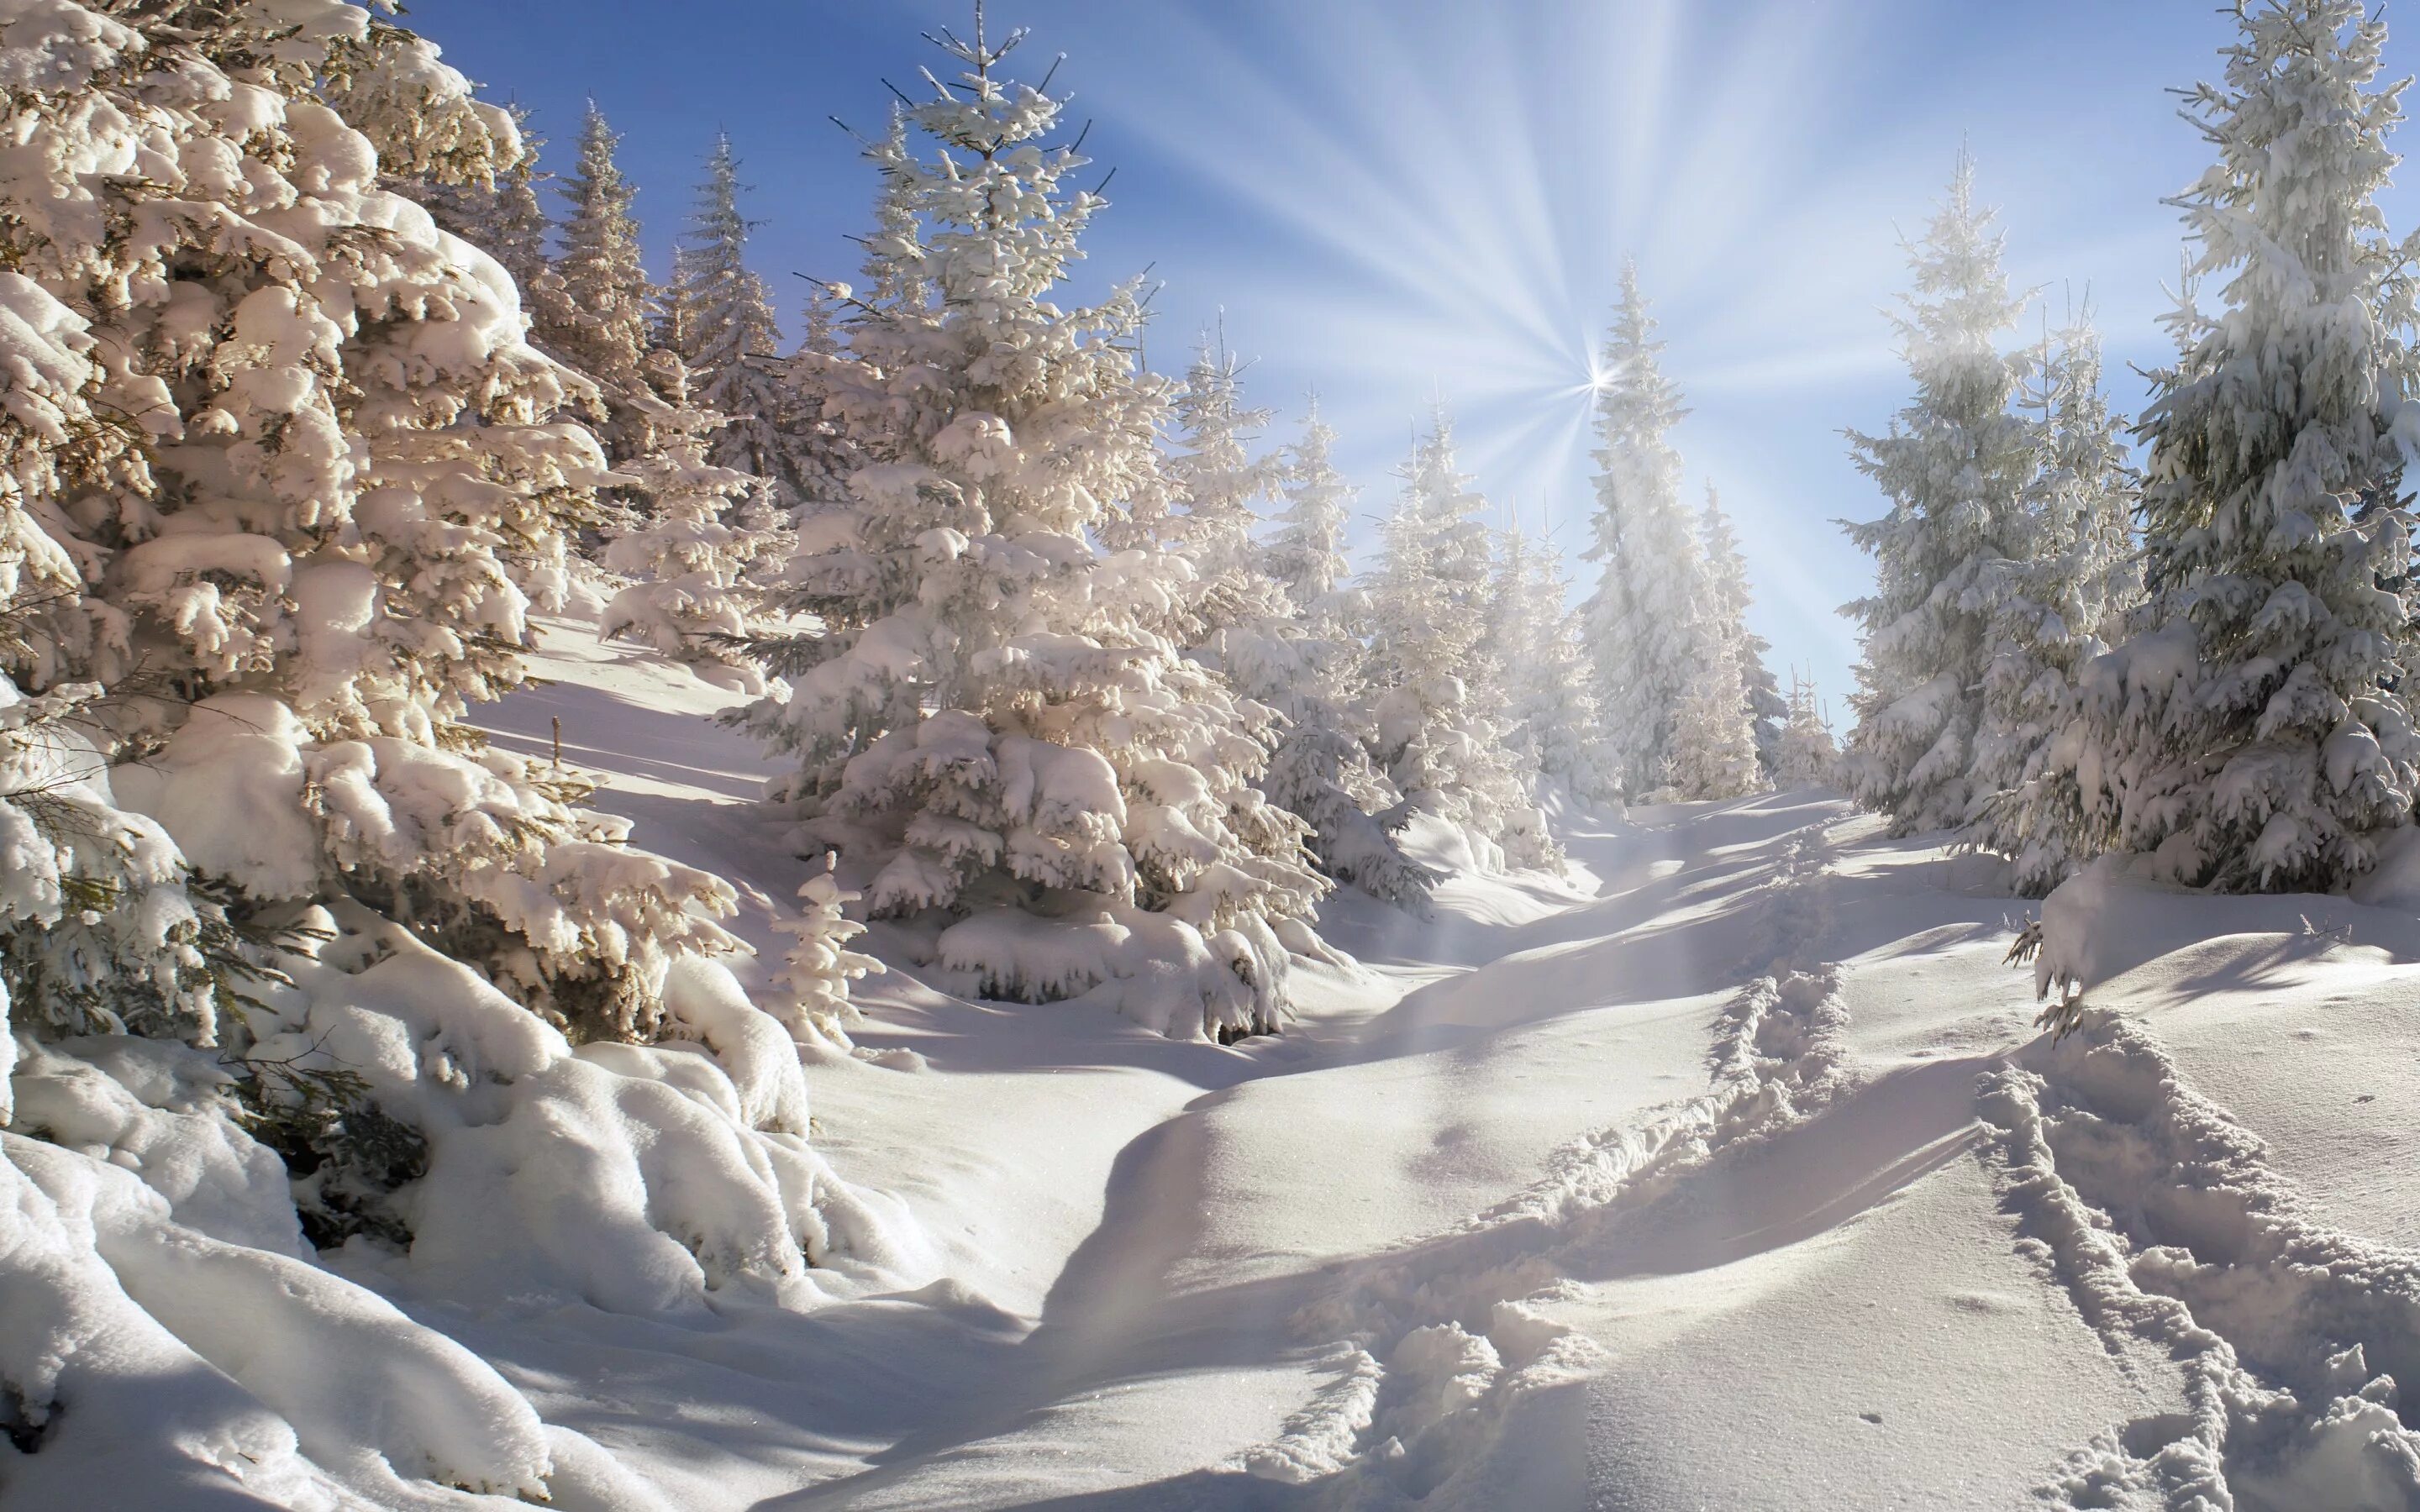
550 101 660 456
1193 387 1435 905
1774 669 1841 788
1839 150 2036 836
1486 512 1616 802
0 0 739 1043
1964 312 2142 893
1266 396 1355 611
679 134 798 502
1165 331 1286 638
1699 486 1785 780
2063 0 2420 891
1581 264 1710 796
1365 410 1559 868
406 105 565 327
764 853 886 1048
600 358 781 690
1661 486 1764 800
0 281 227 1071
734 20 1327 1040
782 282 861 518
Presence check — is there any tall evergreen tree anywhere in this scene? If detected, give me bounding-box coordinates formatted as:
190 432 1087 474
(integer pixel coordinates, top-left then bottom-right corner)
679 134 796 501
1232 403 1434 904
1839 151 2035 835
1697 485 1783 784
734 20 1326 1039
1166 331 1287 638
1267 396 1355 610
2065 0 2419 891
600 359 781 690
1366 412 1558 867
1581 264 1708 795
1659 486 1766 800
0 0 739 1050
551 102 659 453
1489 511 1616 801
1965 312 2142 892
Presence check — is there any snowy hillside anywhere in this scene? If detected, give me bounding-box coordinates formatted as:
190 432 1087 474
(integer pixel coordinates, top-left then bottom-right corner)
18 1 2420 1507
26 617 2417 1509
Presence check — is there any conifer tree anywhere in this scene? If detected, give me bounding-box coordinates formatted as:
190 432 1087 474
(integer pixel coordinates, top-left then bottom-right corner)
679 134 797 501
1774 670 1841 789
784 284 860 517
1839 152 2035 835
1366 412 1558 867
551 102 659 449
0 0 738 1044
735 20 1327 1039
601 359 781 690
1665 486 1765 799
1581 265 1709 795
2065 0 2419 891
1266 397 1355 611
1698 486 1786 779
1697 486 1781 785
1234 404 1434 904
1166 331 1288 638
1965 313 2141 892
765 854 886 1047
1488 512 1616 801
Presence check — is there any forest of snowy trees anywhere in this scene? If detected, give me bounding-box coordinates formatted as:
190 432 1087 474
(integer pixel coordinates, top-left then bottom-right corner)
8 0 2420 1501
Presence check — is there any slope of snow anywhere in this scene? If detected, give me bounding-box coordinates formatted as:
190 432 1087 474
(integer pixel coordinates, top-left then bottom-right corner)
20 617 2420 1509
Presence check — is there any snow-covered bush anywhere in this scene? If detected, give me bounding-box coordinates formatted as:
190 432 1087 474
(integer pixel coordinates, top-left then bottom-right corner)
738 23 1328 1040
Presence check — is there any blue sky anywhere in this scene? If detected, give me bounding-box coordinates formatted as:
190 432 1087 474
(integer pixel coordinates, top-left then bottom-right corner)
400 0 2420 720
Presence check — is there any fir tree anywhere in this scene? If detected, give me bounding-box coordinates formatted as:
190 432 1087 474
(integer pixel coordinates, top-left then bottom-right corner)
1664 486 1765 800
1267 397 1355 610
1839 151 2035 835
1489 511 1616 801
2066 0 2420 891
1965 312 2141 893
1581 264 1709 795
1774 670 1841 789
1366 411 1559 868
551 102 659 453
600 359 781 690
1697 485 1781 789
0 2 739 1044
735 19 1327 1040
765 853 885 1048
679 134 796 501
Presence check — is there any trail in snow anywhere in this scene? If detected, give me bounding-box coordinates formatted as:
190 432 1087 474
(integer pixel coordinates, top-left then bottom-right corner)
423 631 2420 1511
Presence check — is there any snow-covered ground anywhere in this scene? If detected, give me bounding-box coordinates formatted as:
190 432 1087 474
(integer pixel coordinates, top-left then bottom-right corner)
37 619 2420 1510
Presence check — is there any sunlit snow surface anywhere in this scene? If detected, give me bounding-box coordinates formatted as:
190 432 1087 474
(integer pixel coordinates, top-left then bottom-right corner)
29 620 2420 1509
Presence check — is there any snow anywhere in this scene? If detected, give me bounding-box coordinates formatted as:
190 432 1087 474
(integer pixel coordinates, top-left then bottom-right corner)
25 616 2420 1507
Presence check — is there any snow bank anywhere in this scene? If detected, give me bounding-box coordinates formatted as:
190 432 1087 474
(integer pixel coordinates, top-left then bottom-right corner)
2 904 923 1504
